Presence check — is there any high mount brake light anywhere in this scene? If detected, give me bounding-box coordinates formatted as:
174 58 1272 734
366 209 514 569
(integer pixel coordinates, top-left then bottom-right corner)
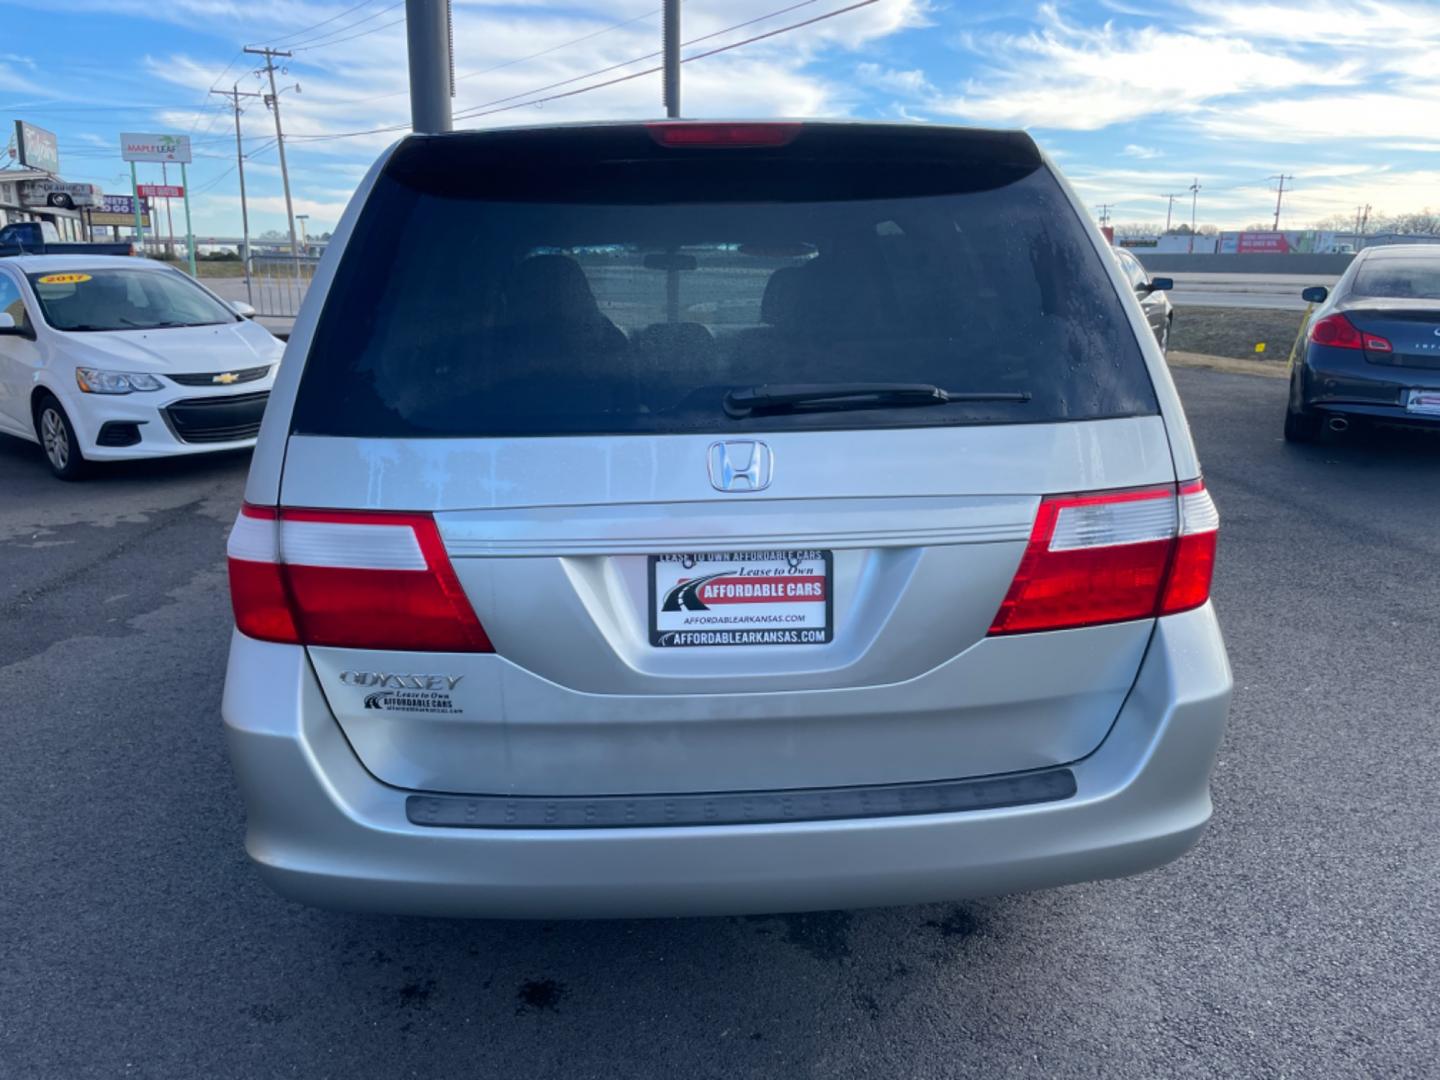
1309 312 1392 352
227 505 494 653
988 481 1218 636
646 122 802 148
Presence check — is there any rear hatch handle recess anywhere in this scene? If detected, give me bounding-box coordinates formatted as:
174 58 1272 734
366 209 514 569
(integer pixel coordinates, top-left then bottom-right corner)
723 382 1032 418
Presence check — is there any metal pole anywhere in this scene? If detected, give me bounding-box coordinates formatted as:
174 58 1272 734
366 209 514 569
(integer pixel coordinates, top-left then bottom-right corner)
162 161 176 258
214 85 260 304
1188 178 1200 254
245 47 300 279
181 161 196 277
1164 194 1176 233
130 161 142 253
662 0 680 117
406 0 454 132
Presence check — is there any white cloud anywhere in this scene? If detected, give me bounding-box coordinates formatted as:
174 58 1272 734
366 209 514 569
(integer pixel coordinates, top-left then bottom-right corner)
936 4 1358 130
1121 144 1162 159
855 63 934 97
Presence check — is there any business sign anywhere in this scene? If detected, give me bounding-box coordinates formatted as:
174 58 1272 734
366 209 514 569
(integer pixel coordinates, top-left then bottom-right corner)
19 180 102 208
120 132 192 164
91 193 150 228
1235 231 1291 254
137 183 184 199
15 121 60 174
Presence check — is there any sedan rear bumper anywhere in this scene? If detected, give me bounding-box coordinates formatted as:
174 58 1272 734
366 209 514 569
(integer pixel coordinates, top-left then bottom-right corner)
221 605 1231 919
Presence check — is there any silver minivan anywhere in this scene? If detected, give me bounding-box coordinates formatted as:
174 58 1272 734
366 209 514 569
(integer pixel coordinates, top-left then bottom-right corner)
223 121 1231 918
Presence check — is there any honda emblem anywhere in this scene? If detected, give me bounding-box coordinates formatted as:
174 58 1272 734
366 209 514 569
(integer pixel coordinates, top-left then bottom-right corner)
707 441 774 492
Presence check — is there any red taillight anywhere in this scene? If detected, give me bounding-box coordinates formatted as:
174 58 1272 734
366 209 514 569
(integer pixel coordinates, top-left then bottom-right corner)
1310 313 1362 349
227 504 493 653
1308 312 1390 352
646 122 801 148
988 481 1218 636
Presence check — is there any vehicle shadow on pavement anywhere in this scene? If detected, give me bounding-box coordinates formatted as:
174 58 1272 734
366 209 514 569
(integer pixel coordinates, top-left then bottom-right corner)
208 888 1099 1078
0 430 252 489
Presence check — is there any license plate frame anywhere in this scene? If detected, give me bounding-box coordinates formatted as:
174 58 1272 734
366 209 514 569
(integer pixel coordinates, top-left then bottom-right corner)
1405 389 1440 416
648 549 834 648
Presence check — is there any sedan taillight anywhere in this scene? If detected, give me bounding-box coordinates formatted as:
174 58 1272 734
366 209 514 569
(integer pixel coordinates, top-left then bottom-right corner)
1309 312 1392 352
227 504 493 652
988 481 1218 635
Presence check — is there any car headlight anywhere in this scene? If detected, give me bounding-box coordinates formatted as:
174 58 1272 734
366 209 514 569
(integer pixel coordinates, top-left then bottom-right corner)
74 368 164 394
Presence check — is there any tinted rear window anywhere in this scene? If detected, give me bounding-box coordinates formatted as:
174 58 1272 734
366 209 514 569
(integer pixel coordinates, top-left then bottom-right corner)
1350 255 1440 300
293 126 1156 437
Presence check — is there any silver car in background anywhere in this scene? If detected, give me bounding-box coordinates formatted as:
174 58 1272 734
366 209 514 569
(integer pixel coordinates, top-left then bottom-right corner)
222 121 1230 918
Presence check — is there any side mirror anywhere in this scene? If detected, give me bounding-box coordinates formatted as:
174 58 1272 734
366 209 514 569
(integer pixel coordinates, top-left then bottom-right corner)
1301 286 1328 304
1146 277 1174 293
229 300 257 319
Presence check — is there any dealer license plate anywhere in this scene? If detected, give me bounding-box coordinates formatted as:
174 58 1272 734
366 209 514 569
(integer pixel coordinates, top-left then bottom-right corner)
1405 390 1440 416
649 550 833 648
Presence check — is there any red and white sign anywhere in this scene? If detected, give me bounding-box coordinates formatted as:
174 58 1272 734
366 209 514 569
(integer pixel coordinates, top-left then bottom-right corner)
650 550 833 647
137 183 184 199
1236 231 1291 254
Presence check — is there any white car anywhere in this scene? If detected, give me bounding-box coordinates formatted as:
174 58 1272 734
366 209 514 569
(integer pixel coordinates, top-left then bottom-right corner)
0 255 284 479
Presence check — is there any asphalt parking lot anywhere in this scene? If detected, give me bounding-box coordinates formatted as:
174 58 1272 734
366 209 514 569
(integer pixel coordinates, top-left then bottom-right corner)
3 367 1438 1079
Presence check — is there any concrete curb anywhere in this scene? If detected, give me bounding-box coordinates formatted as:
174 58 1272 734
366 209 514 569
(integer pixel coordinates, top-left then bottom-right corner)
1167 350 1288 380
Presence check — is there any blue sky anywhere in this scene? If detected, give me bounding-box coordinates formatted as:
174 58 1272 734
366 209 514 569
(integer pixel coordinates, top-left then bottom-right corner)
3 0 1437 237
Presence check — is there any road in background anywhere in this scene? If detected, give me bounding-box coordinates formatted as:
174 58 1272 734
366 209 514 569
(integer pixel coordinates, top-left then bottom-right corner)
3 370 1436 1078
1167 272 1332 311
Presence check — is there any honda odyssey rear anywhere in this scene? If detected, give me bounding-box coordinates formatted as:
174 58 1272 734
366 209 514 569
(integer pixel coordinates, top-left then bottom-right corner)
222 121 1231 918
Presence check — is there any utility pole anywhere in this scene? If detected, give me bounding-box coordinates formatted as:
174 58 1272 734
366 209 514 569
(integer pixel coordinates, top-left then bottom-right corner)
244 46 300 278
212 84 263 305
1188 178 1201 254
1164 193 1178 233
1096 204 1112 228
663 0 681 117
1269 174 1294 230
1359 203 1371 246
405 0 454 132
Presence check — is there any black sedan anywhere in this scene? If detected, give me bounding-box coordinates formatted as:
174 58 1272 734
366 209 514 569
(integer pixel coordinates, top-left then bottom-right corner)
1114 247 1174 352
1285 244 1440 442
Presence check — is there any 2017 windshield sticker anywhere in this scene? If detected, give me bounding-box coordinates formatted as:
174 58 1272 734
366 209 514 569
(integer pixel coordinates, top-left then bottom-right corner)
36 273 91 285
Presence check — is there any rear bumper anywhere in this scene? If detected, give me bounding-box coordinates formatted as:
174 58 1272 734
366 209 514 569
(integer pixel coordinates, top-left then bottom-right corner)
221 605 1231 918
1301 346 1440 426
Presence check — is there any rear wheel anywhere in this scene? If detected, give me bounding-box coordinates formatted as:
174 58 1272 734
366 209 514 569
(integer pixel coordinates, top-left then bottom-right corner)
34 394 87 480
1283 404 1323 444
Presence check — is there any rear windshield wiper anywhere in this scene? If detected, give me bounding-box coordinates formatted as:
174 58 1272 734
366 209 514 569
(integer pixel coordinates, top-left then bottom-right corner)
723 382 1031 418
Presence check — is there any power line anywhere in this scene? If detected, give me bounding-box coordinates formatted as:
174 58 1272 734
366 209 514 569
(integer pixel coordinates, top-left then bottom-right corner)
289 0 834 140
288 2 405 51
246 0 389 49
339 6 665 107
459 0 877 123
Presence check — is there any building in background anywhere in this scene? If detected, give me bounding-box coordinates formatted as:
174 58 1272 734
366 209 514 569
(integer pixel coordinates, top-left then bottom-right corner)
1 120 104 240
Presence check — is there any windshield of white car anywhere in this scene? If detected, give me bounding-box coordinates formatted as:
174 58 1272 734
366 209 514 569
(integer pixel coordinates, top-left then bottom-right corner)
24 268 237 332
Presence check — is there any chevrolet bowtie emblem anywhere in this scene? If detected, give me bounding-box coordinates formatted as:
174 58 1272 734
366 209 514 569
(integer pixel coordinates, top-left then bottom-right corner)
213 372 239 385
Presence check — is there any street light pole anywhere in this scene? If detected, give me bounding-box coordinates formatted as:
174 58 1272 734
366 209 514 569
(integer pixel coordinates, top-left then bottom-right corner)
663 0 681 118
406 0 454 132
1188 178 1201 254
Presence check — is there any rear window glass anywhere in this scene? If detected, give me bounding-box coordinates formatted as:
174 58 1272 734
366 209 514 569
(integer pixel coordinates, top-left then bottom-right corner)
293 129 1156 437
1350 257 1440 300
